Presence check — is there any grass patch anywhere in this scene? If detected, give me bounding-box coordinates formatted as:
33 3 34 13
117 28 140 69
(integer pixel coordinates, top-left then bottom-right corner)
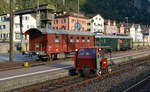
0 61 9 64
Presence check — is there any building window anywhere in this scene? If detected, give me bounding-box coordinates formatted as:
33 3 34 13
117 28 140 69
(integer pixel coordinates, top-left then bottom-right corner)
25 16 29 20
1 16 8 22
87 37 90 42
55 36 59 43
82 37 85 42
61 19 66 24
0 34 2 39
3 34 6 39
15 33 21 39
87 29 90 31
6 33 8 38
87 23 90 25
76 37 79 42
72 19 75 23
54 20 58 24
82 21 86 24
27 25 30 28
1 25 6 29
70 36 73 42
62 26 66 30
15 23 20 28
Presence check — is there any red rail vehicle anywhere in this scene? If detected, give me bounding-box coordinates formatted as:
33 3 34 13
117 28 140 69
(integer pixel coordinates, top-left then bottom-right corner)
25 28 95 60
69 46 112 76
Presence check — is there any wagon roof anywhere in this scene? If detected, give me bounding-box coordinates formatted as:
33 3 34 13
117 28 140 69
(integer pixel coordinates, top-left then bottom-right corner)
25 28 95 36
95 34 133 39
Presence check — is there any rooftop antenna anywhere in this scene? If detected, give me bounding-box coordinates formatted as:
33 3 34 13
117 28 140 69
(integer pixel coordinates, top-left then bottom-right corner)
36 0 40 28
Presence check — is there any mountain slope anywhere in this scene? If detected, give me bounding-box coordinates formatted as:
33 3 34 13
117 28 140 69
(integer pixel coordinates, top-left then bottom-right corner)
1 0 150 24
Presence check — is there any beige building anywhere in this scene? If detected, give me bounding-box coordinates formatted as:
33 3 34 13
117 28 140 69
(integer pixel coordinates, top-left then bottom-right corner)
0 14 36 52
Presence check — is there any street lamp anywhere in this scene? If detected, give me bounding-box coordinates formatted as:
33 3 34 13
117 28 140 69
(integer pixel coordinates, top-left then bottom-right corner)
141 30 145 47
125 17 128 35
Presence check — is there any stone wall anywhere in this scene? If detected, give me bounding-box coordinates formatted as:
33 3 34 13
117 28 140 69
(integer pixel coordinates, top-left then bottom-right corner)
0 43 19 53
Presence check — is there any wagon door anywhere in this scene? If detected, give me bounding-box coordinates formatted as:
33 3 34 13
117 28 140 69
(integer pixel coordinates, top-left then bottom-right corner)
62 34 67 52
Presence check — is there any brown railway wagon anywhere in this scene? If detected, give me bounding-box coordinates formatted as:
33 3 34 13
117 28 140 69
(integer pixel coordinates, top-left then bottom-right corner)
25 28 95 60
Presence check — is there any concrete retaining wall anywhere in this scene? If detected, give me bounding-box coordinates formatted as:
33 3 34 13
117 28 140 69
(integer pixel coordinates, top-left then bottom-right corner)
1 51 150 92
0 69 68 92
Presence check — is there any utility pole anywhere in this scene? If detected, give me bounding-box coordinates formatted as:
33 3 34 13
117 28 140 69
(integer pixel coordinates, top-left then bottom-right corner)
77 0 79 23
36 0 40 28
9 0 14 63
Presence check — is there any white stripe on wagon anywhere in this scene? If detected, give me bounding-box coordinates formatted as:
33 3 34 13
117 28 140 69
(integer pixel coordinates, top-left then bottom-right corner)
0 66 72 81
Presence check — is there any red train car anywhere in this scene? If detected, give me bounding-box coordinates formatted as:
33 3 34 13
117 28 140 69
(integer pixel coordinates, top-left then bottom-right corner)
25 28 95 60
70 46 112 76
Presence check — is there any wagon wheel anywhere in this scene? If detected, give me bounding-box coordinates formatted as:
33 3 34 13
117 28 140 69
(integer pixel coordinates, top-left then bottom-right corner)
83 66 90 77
96 70 102 76
78 69 84 77
69 68 77 76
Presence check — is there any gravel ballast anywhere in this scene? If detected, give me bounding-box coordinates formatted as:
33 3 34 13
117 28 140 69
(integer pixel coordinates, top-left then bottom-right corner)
67 63 150 92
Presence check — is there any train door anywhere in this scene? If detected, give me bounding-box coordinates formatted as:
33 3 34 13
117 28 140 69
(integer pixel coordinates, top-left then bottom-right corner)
130 39 133 49
95 38 100 46
62 34 67 52
117 39 120 51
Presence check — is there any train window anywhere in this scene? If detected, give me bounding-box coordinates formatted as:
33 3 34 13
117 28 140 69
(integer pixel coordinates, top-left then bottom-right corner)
70 36 73 42
79 48 96 56
109 39 112 43
55 36 59 43
76 37 79 42
87 37 90 42
82 37 85 43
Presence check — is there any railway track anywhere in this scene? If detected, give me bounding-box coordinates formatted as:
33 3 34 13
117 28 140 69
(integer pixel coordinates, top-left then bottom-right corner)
12 56 150 92
0 58 73 72
124 76 150 92
0 48 149 72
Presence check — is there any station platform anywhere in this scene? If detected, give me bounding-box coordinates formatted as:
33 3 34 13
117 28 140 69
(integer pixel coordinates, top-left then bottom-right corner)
0 49 150 91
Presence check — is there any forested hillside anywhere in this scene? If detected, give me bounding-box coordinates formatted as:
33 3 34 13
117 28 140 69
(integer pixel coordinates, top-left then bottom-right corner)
0 0 150 24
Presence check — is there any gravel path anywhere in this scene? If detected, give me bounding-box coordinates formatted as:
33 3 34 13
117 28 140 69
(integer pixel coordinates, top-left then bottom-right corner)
67 63 150 92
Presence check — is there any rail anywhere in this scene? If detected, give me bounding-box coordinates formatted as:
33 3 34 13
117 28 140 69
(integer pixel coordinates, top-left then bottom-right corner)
13 57 150 92
124 76 150 92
